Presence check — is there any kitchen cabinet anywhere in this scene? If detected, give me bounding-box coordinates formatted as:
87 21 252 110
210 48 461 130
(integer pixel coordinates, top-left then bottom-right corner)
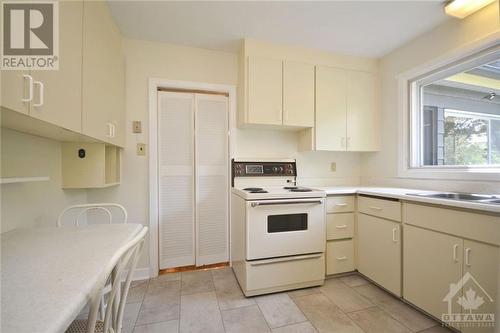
1 71 30 115
404 225 464 321
315 66 347 151
357 213 401 296
247 56 283 126
325 195 356 275
82 0 125 147
30 1 83 133
301 66 379 152
283 61 315 127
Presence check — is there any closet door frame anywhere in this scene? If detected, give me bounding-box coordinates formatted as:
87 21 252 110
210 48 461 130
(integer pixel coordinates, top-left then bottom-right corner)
149 78 236 278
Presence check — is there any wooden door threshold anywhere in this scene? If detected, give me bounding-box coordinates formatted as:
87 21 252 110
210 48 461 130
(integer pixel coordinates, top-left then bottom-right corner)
159 262 229 275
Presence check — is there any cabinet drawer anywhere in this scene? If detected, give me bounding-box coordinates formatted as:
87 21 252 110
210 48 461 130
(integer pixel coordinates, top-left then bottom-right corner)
326 213 354 240
358 196 401 222
326 196 355 213
326 239 354 275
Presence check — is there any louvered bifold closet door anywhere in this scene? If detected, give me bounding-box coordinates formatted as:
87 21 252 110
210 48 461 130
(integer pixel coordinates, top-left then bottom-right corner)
195 94 229 266
158 92 195 269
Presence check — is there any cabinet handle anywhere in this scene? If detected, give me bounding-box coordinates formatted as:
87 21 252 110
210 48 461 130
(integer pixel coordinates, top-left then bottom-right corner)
336 256 348 261
106 123 113 138
465 248 471 266
369 206 382 211
335 203 348 207
21 74 33 102
453 244 459 262
392 227 398 242
111 124 116 138
335 224 347 229
33 81 44 107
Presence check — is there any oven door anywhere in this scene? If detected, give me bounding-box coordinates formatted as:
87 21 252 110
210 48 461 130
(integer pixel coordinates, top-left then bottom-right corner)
246 198 326 260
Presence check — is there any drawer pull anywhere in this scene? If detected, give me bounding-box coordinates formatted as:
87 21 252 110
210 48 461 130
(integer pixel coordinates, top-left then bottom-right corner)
369 206 382 211
465 248 471 266
336 256 348 261
453 244 459 262
335 225 347 229
392 228 398 242
335 203 348 207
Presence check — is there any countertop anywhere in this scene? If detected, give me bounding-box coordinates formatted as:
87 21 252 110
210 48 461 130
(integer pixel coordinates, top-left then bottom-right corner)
313 186 500 214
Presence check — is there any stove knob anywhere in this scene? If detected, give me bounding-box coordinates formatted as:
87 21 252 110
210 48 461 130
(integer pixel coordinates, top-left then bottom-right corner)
272 167 278 173
279 167 284 173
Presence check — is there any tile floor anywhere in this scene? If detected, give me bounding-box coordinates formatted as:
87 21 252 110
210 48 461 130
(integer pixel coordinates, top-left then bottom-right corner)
112 269 455 333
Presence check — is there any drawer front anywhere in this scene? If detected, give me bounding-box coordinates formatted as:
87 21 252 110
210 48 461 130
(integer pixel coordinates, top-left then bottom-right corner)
326 213 354 240
358 196 401 222
326 196 355 213
326 239 354 275
403 203 500 246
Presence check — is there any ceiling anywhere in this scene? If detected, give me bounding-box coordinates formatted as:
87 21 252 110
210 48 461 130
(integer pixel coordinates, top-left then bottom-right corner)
108 1 450 58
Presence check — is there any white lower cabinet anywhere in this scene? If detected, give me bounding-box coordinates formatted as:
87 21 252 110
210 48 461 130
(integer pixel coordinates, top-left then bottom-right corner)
357 213 401 296
326 239 354 275
404 225 463 321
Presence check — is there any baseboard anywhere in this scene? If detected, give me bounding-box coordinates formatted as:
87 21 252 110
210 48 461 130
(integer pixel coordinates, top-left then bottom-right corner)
132 267 150 281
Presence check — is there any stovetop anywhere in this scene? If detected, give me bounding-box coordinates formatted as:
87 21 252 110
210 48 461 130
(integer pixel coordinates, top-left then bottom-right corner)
232 186 326 200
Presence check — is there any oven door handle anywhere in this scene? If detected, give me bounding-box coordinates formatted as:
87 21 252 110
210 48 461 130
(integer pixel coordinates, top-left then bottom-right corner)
250 200 323 207
249 253 323 266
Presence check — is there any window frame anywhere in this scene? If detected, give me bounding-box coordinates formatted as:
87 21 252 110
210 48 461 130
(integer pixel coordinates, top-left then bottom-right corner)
397 41 500 181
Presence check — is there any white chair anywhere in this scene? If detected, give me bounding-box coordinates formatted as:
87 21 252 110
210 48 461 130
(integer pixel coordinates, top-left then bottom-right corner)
66 226 148 333
58 203 128 319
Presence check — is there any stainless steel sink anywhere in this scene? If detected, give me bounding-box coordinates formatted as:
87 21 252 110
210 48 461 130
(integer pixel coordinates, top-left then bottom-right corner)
407 192 500 204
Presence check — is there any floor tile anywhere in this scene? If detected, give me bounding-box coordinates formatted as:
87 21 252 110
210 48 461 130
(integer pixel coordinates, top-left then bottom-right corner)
215 281 255 310
418 325 455 333
136 280 181 325
348 307 412 333
256 293 307 329
136 302 180 326
179 291 224 333
127 279 149 303
122 302 142 331
339 274 371 288
149 273 181 287
272 321 318 333
287 287 321 298
133 320 179 333
319 278 374 313
221 305 271 333
293 293 364 333
181 270 215 295
355 284 436 331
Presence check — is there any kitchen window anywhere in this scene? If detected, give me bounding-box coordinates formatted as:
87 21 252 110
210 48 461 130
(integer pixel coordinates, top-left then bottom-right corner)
402 45 500 180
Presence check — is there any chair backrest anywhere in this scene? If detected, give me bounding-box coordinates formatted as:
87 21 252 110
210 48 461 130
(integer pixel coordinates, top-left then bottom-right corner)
57 203 128 227
85 226 148 333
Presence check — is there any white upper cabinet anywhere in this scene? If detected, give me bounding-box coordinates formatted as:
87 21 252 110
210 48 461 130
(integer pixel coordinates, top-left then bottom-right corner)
346 70 379 151
315 66 347 151
1 71 31 115
283 61 315 127
30 1 83 133
247 56 283 126
82 1 125 147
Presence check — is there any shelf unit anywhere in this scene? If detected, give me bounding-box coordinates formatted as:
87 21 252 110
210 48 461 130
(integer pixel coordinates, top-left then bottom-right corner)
0 177 50 184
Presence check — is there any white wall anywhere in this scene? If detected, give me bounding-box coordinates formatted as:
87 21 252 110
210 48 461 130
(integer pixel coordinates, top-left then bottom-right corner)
0 128 87 232
361 2 500 194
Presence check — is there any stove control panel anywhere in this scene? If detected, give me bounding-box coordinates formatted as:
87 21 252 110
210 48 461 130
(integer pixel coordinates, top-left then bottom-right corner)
232 160 296 178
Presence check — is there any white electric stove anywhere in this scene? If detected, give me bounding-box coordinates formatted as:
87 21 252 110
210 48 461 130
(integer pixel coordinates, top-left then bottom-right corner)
231 159 326 296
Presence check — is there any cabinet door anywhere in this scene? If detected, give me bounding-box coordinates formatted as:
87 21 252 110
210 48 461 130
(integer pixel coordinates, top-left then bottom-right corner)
404 225 463 320
247 56 282 125
357 213 401 295
283 61 314 127
315 66 347 151
346 70 379 151
461 240 498 333
82 1 125 146
327 239 354 275
30 1 83 133
1 71 30 114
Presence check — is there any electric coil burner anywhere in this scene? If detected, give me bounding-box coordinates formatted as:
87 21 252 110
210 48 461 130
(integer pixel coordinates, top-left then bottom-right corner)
230 159 326 296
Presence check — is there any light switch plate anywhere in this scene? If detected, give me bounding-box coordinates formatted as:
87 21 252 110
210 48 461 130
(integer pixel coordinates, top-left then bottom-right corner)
132 121 142 133
137 143 146 156
330 162 336 172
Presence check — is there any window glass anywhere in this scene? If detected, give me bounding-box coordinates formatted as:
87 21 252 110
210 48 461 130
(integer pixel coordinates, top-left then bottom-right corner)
420 59 500 167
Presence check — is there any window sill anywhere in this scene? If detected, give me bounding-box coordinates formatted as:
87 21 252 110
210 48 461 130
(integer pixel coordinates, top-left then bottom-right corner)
398 167 500 182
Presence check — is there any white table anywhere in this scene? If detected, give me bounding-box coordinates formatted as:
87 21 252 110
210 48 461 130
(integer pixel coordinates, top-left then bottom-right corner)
1 224 143 333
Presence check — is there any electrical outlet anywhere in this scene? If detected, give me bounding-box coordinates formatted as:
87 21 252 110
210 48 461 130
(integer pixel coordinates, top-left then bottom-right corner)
330 162 336 172
137 143 146 156
132 121 142 133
